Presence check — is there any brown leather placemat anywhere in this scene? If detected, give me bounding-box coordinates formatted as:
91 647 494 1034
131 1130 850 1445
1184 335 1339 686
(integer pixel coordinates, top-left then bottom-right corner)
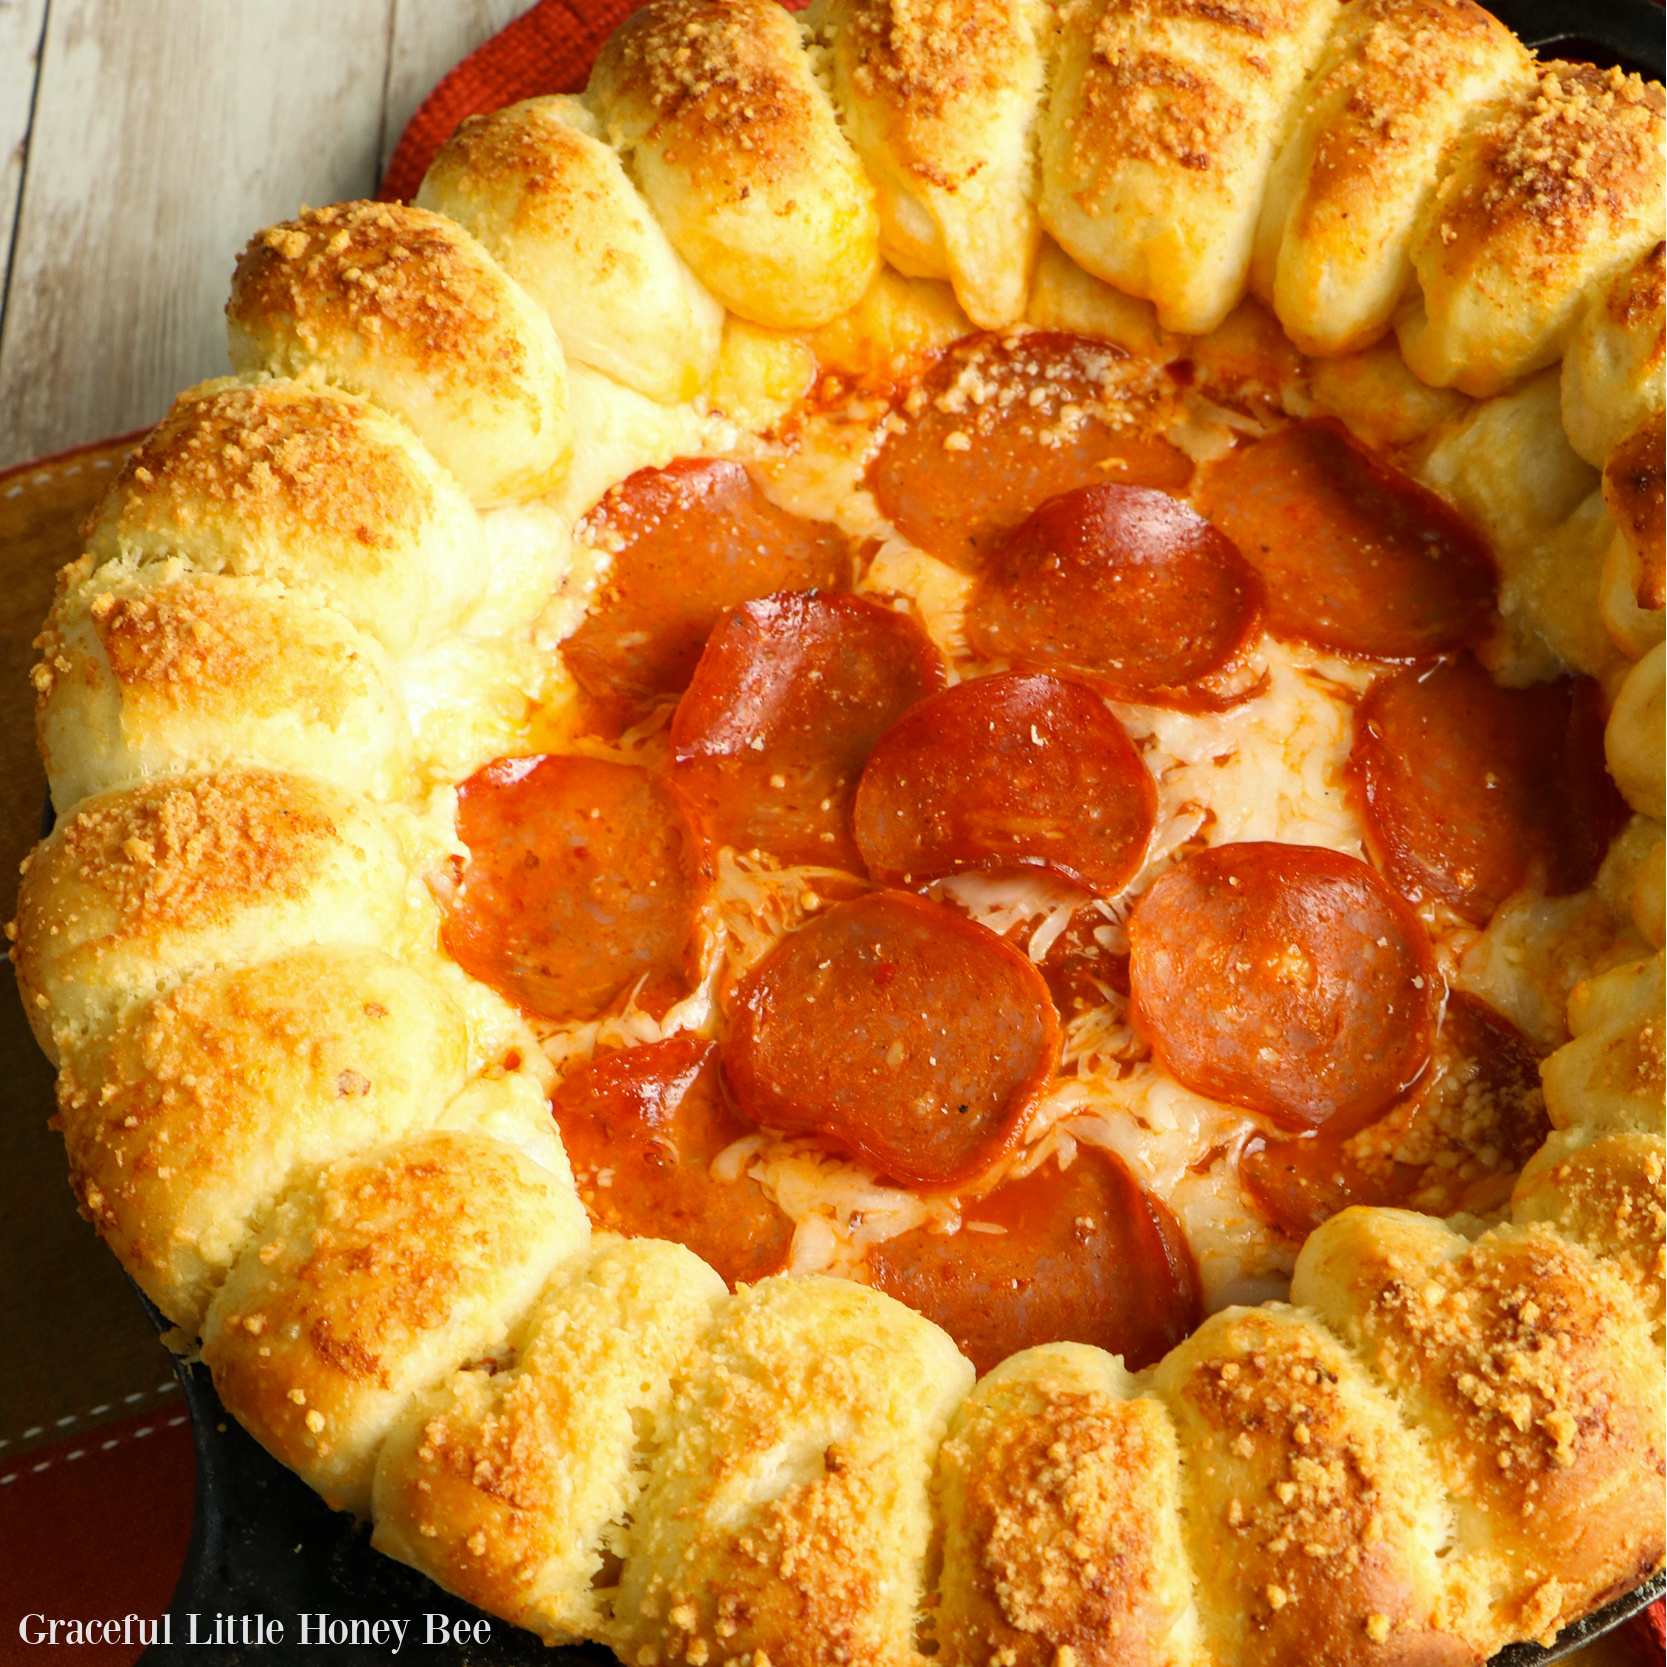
0 438 183 1462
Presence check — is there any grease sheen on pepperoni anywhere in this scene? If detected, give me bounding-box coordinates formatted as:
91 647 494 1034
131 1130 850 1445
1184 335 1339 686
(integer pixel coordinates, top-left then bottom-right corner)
723 890 1061 1188
1240 993 1547 1235
868 331 1192 573
443 754 704 1023
670 591 946 869
966 485 1267 709
869 1145 1200 1376
552 1035 793 1289
853 672 1156 893
1350 655 1627 926
1128 842 1438 1130
563 459 850 709
1197 419 1496 660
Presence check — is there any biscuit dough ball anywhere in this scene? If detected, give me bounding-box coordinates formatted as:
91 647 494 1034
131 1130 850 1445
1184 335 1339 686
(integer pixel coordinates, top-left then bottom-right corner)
1037 0 1340 336
612 1275 973 1667
1309 339 1470 451
1397 64 1665 399
202 1129 588 1517
1561 241 1666 468
1540 953 1665 1138
372 1237 724 1644
1293 1210 1665 1652
228 202 571 506
545 361 709 528
1513 1130 1666 1337
1417 367 1604 682
1251 0 1526 357
416 96 723 405
812 0 1046 329
35 557 411 811
1026 237 1178 360
1151 1304 1460 1666
12 769 424 1060
83 379 488 657
809 265 972 386
1600 411 1667 658
704 314 819 433
934 1343 1194 1667
588 0 880 330
1606 641 1665 820
54 948 467 1329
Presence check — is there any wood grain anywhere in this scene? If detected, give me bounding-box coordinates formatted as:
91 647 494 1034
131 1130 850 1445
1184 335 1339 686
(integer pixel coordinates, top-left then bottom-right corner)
0 0 393 467
381 0 539 181
0 0 49 304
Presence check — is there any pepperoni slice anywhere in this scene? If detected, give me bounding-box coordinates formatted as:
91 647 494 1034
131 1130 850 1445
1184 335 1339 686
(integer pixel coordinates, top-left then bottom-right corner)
1196 419 1496 660
868 1145 1200 1376
669 591 946 869
442 754 705 1023
853 672 1156 893
723 890 1061 1188
966 485 1267 709
563 459 850 710
868 331 1192 573
551 1035 793 1289
1240 993 1547 1236
1349 655 1626 926
1127 842 1438 1130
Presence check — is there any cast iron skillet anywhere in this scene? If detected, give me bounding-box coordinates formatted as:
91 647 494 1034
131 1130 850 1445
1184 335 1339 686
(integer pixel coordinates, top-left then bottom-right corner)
84 0 1661 1658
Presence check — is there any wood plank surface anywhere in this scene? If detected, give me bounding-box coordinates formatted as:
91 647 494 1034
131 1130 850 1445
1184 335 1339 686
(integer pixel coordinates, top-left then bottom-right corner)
0 0 393 468
0 0 49 299
382 0 539 180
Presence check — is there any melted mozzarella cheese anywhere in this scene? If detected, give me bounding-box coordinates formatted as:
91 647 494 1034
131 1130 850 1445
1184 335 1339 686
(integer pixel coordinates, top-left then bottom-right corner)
436 389 1637 1303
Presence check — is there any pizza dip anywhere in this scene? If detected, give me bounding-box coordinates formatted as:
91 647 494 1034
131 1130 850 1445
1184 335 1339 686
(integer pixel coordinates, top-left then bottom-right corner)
13 0 1665 1661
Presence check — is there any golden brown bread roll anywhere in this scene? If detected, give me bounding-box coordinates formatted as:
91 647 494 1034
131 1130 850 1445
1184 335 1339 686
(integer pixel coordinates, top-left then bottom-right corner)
543 361 709 528
588 0 880 329
1512 1130 1666 1337
227 202 571 505
202 1129 588 1517
1308 340 1470 451
1151 1304 1461 1666
610 1276 973 1667
1606 642 1666 819
810 0 1046 329
1562 241 1666 467
704 313 819 432
1037 0 1340 335
808 265 972 387
1540 953 1666 1138
1397 64 1666 398
53 948 467 1329
82 378 489 657
10 769 428 1061
371 1236 724 1644
1416 367 1604 682
34 556 412 811
1601 410 1667 658
1293 1210 1665 1652
934 1342 1194 1667
415 96 724 405
1251 0 1526 358
1025 236 1178 360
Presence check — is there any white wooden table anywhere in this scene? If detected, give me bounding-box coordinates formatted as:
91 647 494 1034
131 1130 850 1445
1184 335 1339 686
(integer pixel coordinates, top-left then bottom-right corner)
0 0 537 470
